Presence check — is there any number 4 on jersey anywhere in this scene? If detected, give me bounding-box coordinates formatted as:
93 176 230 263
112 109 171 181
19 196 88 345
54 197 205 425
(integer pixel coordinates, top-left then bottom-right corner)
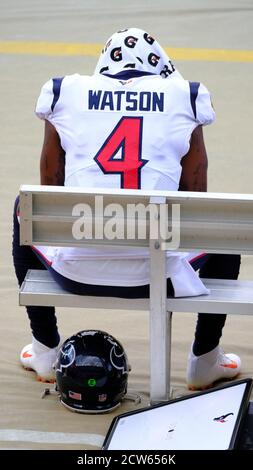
94 116 148 189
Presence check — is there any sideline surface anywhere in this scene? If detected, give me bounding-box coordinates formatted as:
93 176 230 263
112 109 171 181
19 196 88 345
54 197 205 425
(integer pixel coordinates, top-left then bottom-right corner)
0 41 253 62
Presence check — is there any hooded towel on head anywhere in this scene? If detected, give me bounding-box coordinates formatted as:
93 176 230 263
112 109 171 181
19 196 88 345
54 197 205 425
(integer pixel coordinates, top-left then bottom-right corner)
94 28 183 79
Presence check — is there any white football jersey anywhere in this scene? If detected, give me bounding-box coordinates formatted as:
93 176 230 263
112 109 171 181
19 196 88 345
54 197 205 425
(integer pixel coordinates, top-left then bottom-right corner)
35 73 215 296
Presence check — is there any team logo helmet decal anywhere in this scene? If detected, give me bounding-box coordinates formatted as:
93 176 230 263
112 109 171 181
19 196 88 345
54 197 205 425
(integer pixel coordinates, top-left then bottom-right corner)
109 338 128 374
98 394 107 402
124 35 138 48
56 342 75 372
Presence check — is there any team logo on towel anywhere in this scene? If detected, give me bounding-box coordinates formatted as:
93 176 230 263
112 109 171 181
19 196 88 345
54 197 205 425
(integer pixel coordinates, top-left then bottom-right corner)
111 47 122 61
123 63 136 68
160 61 176 78
144 33 155 44
124 35 138 48
148 53 160 67
102 39 112 54
99 66 109 73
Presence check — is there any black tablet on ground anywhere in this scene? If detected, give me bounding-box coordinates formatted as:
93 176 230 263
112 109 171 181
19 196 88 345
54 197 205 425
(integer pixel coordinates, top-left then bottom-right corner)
102 378 252 450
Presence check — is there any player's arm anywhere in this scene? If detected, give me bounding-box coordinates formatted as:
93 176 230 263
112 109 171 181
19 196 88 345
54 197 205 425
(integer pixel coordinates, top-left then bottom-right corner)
179 125 207 192
40 120 65 185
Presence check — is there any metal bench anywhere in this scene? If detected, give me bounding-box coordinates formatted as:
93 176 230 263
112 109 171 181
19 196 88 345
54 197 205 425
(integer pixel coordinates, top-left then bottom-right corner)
19 185 253 404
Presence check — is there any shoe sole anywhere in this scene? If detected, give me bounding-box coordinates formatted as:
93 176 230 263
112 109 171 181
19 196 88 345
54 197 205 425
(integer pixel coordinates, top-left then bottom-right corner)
187 375 237 391
22 365 55 383
37 376 55 384
188 383 214 391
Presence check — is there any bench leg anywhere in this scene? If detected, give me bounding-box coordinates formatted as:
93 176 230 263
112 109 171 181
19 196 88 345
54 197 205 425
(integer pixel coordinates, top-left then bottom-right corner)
149 230 171 404
150 308 172 404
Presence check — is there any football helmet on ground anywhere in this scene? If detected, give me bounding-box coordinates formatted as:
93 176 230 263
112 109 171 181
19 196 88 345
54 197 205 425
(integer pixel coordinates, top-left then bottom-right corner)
55 329 129 413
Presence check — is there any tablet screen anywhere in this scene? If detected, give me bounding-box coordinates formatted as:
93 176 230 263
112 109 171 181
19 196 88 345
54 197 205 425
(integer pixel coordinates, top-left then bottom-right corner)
103 379 252 450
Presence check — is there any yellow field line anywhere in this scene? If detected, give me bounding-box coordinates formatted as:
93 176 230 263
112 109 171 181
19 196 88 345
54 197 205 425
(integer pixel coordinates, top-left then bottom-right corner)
0 41 102 57
0 41 253 63
165 47 253 63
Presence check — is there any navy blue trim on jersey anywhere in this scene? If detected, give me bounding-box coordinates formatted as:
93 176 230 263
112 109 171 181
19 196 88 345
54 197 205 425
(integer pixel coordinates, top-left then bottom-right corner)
51 77 64 111
189 81 200 119
103 70 156 81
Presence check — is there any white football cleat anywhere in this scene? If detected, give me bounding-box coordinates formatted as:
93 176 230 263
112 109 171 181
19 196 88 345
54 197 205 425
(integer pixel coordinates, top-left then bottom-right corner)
186 345 241 391
20 337 59 383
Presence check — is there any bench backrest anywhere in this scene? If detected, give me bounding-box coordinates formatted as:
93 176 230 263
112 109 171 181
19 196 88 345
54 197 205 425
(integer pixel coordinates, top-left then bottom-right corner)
20 184 253 254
